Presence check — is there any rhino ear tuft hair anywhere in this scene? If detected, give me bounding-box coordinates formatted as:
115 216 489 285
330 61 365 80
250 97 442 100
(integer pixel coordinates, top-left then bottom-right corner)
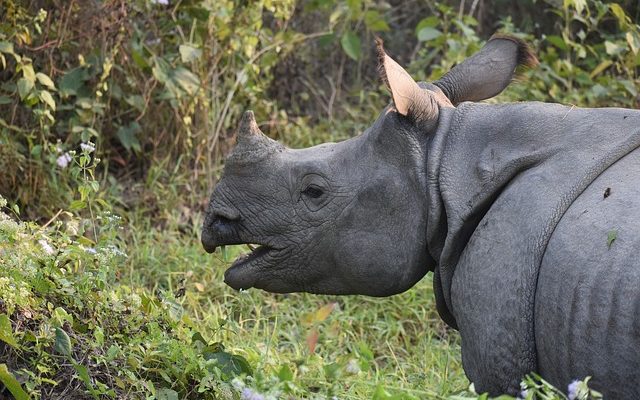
228 110 284 164
375 37 391 92
489 33 539 72
375 38 438 124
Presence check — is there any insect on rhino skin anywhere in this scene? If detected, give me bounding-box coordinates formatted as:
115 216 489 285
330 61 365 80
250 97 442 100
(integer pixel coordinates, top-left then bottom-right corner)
202 34 640 398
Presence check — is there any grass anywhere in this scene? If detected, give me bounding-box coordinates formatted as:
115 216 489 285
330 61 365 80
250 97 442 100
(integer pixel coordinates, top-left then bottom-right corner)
0 192 600 400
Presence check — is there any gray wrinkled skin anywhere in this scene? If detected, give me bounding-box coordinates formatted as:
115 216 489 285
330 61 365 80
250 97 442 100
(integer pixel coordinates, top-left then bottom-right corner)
202 36 640 398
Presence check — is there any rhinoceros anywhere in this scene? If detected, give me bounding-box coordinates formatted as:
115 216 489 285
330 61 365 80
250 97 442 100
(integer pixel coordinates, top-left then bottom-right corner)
201 35 640 398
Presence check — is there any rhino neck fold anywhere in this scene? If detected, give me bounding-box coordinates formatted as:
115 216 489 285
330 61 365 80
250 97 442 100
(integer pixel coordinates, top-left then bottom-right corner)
426 104 552 328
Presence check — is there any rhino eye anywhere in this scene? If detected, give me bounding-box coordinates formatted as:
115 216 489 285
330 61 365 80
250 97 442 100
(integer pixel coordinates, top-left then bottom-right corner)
302 185 324 199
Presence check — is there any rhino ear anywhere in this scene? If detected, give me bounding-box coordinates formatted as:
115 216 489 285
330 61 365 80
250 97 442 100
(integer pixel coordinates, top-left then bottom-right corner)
434 34 538 105
376 38 439 125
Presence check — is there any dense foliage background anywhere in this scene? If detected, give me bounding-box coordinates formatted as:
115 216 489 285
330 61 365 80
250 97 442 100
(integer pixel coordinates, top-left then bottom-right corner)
0 0 638 399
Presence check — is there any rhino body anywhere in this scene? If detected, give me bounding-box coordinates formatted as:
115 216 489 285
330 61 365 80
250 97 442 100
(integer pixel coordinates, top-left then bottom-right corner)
201 36 640 397
434 103 640 396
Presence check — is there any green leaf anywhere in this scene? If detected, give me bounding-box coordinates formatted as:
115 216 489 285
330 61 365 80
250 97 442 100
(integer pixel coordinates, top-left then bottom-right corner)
53 307 73 327
417 27 442 42
93 326 104 347
589 60 612 79
346 0 361 14
36 72 56 89
340 31 361 61
0 314 18 348
626 31 640 55
89 180 100 193
73 363 99 400
39 90 56 111
185 6 210 21
125 94 145 113
152 58 170 84
0 41 14 55
609 3 629 28
116 122 142 153
364 11 390 32
278 364 293 381
546 35 568 51
604 40 625 56
172 67 200 95
179 44 203 63
323 362 340 380
17 78 34 99
59 68 88 97
55 327 72 357
21 63 35 82
620 79 638 96
191 332 207 346
570 0 586 14
131 47 149 70
607 230 617 249
0 364 30 400
69 200 87 211
0 95 12 105
415 16 439 36
156 388 179 400
203 348 253 378
31 145 42 157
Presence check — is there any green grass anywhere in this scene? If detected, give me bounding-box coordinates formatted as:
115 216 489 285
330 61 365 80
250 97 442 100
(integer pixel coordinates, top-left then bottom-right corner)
0 196 600 399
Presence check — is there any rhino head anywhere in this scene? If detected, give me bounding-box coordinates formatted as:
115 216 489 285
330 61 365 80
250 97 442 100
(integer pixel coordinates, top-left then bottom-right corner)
202 35 536 296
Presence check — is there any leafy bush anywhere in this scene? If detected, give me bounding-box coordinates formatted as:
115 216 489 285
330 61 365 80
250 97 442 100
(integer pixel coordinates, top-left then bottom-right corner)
0 196 261 399
0 0 302 217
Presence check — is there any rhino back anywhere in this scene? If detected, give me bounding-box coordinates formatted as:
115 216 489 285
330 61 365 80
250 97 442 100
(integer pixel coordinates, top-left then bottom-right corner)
535 147 640 398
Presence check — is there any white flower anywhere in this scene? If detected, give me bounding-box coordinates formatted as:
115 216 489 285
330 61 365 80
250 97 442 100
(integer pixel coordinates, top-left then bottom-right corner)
345 359 360 374
567 380 580 400
39 239 55 255
56 153 72 168
80 142 95 153
152 0 169 4
80 245 97 255
241 388 264 400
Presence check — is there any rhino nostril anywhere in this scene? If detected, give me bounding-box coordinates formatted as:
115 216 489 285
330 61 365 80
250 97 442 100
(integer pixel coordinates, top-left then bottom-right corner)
209 205 240 223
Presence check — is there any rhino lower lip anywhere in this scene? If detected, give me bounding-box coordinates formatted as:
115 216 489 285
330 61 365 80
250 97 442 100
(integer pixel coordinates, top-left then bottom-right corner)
224 245 273 290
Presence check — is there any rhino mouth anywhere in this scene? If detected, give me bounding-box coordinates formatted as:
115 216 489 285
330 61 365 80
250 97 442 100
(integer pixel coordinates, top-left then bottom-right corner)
201 217 281 290
224 244 277 290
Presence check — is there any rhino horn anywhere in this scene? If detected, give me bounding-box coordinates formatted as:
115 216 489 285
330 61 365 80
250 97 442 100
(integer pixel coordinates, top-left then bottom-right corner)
228 111 283 163
237 110 262 139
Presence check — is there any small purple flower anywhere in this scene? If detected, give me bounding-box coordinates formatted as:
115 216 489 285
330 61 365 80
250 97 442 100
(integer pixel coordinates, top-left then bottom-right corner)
567 380 580 400
240 388 265 400
80 142 95 153
81 246 97 255
39 239 55 255
56 153 72 168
